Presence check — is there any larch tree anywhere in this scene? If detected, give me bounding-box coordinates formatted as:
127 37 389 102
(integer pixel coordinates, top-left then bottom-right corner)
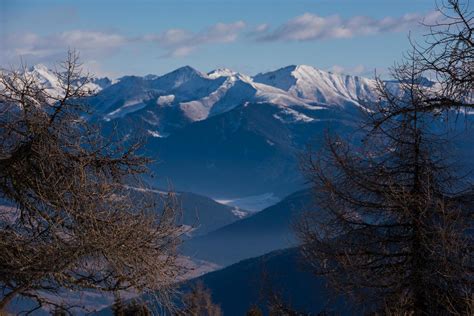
0 51 183 313
177 282 222 316
297 1 473 314
297 57 473 314
375 0 473 126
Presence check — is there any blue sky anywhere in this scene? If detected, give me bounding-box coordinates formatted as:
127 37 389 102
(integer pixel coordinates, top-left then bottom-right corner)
1 0 441 78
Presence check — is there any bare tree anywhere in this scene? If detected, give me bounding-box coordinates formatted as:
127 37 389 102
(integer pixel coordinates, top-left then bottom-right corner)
297 58 473 314
0 51 182 313
246 305 264 316
112 296 151 316
296 3 473 312
177 282 222 316
266 292 309 316
416 0 473 107
373 0 473 127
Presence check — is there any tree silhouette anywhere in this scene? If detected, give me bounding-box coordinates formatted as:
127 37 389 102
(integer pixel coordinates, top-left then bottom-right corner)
0 51 182 312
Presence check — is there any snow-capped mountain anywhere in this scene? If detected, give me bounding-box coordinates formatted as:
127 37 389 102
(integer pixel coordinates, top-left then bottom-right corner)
81 64 379 139
74 64 381 197
22 64 384 197
13 63 474 201
26 64 111 97
253 65 378 108
24 63 379 127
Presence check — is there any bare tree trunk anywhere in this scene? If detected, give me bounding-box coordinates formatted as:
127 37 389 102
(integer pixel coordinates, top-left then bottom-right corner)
0 286 23 312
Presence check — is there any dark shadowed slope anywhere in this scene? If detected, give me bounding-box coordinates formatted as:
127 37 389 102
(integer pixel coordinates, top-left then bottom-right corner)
175 191 249 236
132 189 249 237
182 189 314 266
184 247 349 316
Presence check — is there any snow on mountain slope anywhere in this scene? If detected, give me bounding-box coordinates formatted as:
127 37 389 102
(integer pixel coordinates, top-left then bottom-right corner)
93 64 380 125
29 64 62 92
207 68 237 79
253 65 378 108
16 64 390 198
105 97 150 120
157 94 175 105
25 64 110 97
94 66 227 122
93 76 156 120
179 74 252 121
179 70 324 122
26 64 381 132
151 66 225 102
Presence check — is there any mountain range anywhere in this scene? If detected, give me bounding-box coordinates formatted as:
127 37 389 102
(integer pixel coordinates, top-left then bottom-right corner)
31 62 472 198
25 60 474 211
15 63 474 315
27 63 379 198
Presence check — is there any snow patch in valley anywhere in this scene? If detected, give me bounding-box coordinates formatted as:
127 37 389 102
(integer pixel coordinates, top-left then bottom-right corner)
231 207 249 219
177 256 221 280
215 192 280 213
180 224 197 237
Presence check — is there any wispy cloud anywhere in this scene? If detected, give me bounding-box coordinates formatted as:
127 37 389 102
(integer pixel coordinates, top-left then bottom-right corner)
145 21 246 57
329 64 366 75
1 10 441 73
253 11 441 42
2 21 247 66
327 64 391 78
2 30 129 65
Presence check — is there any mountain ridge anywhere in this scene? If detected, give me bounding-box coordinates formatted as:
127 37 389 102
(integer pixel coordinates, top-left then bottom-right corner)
21 64 382 197
26 63 379 127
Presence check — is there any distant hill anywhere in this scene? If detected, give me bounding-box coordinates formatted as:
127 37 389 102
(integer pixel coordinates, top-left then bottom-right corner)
174 191 249 236
129 188 250 237
182 189 316 265
183 247 350 316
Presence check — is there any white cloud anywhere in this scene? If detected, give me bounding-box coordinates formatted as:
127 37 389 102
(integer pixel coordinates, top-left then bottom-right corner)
1 20 246 67
328 64 366 75
146 21 246 57
1 30 128 66
58 30 127 50
255 11 441 42
254 24 270 33
328 64 389 78
1 10 442 69
329 64 345 74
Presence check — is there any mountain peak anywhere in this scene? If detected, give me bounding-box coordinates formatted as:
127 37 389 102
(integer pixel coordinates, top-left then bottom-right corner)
294 64 318 74
152 65 209 90
253 64 377 105
255 65 331 79
207 68 237 79
31 63 50 72
171 65 204 77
